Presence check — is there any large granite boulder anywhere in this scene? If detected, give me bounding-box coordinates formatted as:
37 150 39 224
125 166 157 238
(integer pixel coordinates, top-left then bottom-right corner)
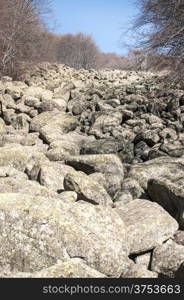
0 193 129 277
115 199 178 254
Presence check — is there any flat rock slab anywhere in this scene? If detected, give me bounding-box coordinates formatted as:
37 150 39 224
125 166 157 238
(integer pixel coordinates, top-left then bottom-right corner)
0 193 129 277
115 199 178 254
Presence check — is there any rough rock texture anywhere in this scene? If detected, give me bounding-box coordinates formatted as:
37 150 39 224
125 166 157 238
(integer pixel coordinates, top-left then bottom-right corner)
0 193 128 277
148 178 184 228
65 154 124 196
1 259 107 278
115 199 178 254
152 240 184 277
121 259 158 278
63 170 112 205
0 63 184 277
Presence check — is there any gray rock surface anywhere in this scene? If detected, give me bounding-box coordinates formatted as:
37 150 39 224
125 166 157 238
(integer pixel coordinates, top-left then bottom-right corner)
0 193 128 277
115 199 178 254
152 240 184 277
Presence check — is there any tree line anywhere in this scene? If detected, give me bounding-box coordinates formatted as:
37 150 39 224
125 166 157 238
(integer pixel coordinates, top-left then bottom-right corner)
1 0 183 79
0 0 131 78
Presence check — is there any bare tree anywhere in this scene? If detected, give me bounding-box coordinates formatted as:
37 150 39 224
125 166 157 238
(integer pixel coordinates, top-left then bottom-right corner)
96 52 129 70
134 0 184 58
0 0 53 78
56 33 100 69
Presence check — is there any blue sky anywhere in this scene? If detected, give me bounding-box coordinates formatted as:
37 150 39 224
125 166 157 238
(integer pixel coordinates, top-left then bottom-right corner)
50 0 139 55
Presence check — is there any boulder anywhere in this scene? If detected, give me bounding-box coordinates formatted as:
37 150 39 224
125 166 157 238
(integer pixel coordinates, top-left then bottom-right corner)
24 87 53 101
121 259 158 278
81 138 134 164
128 156 184 190
46 140 80 161
39 162 75 192
115 199 178 254
152 240 184 278
89 111 122 138
1 259 106 278
0 193 128 277
30 112 78 142
65 154 124 196
173 231 184 246
30 111 59 132
0 146 31 171
148 178 184 228
64 170 112 205
0 118 5 133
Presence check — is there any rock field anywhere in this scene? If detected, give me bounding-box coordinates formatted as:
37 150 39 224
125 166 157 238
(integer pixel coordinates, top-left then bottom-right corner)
0 63 184 277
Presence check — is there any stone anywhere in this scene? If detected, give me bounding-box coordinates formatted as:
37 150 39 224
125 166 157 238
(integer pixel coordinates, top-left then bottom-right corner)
159 128 177 140
6 86 23 100
11 113 30 131
24 87 53 101
152 240 184 278
113 191 133 204
30 112 78 139
173 231 184 246
1 259 106 278
81 138 134 164
160 141 184 157
39 162 75 192
0 166 28 180
46 140 80 161
0 193 128 277
39 116 78 144
115 199 178 254
53 84 73 101
0 177 58 198
128 156 184 190
58 191 78 203
89 172 107 190
89 111 122 138
24 96 40 108
64 171 112 205
134 130 160 147
51 98 67 111
0 146 31 172
148 178 184 228
65 154 124 196
134 141 150 161
122 178 144 199
30 111 59 132
0 118 5 133
135 253 152 269
120 259 158 278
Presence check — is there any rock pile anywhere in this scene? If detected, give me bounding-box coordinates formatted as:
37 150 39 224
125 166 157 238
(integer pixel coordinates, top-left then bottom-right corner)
0 63 184 277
